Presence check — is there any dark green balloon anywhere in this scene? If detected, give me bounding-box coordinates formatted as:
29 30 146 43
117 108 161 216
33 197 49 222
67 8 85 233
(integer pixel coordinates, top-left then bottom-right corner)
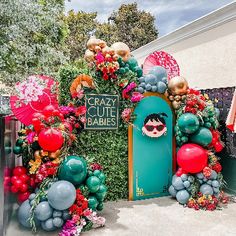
97 203 103 211
5 146 12 155
13 145 22 154
95 184 107 201
59 155 87 185
127 57 138 70
177 113 200 134
190 127 213 146
16 139 24 146
86 176 101 193
118 68 125 74
134 66 143 78
88 196 98 211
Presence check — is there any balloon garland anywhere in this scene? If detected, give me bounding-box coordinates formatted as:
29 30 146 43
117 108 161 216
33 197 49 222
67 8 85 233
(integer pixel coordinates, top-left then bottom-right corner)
166 76 228 210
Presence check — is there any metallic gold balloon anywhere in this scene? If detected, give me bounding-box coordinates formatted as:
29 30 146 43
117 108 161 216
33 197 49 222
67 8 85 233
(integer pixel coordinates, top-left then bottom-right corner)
94 45 101 52
172 100 181 110
87 36 99 51
168 76 188 95
175 95 181 101
111 42 131 62
84 49 95 62
169 95 174 101
97 39 107 49
102 46 111 55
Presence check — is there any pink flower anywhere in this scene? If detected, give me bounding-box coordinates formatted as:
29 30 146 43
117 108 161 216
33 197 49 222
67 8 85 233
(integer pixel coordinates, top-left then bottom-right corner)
26 131 36 144
80 116 86 124
131 92 144 103
76 90 84 99
121 108 132 122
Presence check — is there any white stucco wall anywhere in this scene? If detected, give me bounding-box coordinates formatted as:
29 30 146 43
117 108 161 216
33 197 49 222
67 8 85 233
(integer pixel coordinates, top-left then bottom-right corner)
132 3 236 90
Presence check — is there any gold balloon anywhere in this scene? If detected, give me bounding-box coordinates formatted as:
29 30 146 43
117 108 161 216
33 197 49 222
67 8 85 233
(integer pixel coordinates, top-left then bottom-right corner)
102 46 111 55
168 76 188 95
169 95 174 101
172 100 181 110
84 49 95 62
94 45 101 52
175 95 181 101
97 39 107 49
113 54 119 61
111 42 131 62
34 150 41 159
87 36 99 51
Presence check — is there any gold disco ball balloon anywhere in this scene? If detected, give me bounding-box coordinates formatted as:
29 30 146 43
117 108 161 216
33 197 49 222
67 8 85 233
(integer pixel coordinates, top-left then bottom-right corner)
84 49 95 62
111 42 131 62
87 36 100 51
168 76 188 95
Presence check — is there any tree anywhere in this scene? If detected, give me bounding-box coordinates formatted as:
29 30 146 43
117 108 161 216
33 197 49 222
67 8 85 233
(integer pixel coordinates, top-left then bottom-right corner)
0 0 68 90
64 10 98 61
96 3 158 51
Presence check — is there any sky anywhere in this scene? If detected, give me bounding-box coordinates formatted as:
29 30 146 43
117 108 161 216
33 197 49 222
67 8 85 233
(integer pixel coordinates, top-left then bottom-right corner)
65 0 234 36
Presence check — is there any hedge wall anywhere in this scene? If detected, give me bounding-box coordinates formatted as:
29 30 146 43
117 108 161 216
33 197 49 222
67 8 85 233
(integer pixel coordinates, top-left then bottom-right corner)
58 63 137 201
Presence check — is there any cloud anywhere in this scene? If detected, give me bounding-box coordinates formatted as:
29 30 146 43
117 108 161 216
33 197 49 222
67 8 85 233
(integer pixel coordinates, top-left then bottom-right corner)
65 0 233 36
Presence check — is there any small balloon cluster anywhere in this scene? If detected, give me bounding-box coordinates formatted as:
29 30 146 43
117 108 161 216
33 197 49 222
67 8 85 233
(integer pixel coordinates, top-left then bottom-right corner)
167 75 227 210
137 66 168 94
10 103 107 233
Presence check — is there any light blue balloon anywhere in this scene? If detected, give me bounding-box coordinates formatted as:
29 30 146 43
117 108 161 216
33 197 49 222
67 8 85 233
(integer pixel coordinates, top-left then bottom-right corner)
53 210 62 218
198 180 203 184
53 217 64 228
181 174 188 181
207 180 212 185
215 108 220 119
47 181 76 211
138 77 145 83
137 87 144 93
200 184 213 195
210 170 217 180
176 190 190 204
140 82 146 88
162 77 168 83
29 193 36 201
18 200 39 228
168 185 177 197
41 218 56 231
203 177 208 182
145 83 152 91
62 210 71 221
188 176 194 183
212 180 220 188
183 181 190 188
35 201 53 221
157 81 167 93
151 86 157 92
144 74 157 85
148 66 167 83
213 187 219 193
196 172 204 179
172 176 185 190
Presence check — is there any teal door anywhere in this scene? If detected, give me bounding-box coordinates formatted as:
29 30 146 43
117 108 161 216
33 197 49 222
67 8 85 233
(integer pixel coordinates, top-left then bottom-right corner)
129 94 174 200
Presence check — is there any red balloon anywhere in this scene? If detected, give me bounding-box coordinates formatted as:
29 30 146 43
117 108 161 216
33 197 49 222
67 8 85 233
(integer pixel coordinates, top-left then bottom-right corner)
17 192 30 203
215 142 224 152
19 174 30 183
20 183 29 193
13 166 27 176
43 105 57 117
177 143 208 173
38 128 64 152
11 185 18 193
14 179 23 189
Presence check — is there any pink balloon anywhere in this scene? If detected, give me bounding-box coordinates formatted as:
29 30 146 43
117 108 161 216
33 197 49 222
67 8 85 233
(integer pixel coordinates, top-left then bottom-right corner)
177 143 208 173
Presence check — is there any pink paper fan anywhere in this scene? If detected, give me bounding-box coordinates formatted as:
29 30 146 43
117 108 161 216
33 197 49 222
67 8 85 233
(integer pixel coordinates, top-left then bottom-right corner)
143 51 180 79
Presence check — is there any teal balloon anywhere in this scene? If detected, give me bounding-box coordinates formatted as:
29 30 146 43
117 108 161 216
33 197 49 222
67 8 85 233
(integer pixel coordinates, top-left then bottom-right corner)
88 196 99 211
59 155 87 185
178 113 200 134
35 201 53 221
95 184 107 201
18 200 39 228
86 176 101 193
190 127 213 146
168 185 177 197
200 184 213 195
176 190 190 204
41 218 56 231
47 181 76 210
127 57 138 70
98 172 106 184
93 170 101 177
148 66 167 82
134 66 143 77
97 203 104 211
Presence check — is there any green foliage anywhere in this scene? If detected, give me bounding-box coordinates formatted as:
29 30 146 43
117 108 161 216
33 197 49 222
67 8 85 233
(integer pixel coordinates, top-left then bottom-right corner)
0 0 68 90
58 63 139 200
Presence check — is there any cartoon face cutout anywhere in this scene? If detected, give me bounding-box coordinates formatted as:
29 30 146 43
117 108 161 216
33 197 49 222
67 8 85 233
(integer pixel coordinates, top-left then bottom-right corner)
142 113 167 138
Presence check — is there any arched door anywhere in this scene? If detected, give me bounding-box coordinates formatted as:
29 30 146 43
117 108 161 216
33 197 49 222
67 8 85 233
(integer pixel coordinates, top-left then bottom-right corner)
128 93 175 200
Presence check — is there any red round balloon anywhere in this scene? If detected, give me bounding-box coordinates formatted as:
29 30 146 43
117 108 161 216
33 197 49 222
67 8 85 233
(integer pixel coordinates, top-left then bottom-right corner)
17 191 30 203
177 143 208 173
38 128 64 152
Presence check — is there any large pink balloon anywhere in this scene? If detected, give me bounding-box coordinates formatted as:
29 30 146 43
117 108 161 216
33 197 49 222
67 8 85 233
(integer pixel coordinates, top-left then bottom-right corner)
177 143 208 173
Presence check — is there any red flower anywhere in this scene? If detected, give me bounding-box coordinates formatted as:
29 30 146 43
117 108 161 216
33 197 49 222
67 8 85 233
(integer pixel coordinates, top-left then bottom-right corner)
76 106 86 116
206 203 216 211
212 162 222 173
103 73 109 80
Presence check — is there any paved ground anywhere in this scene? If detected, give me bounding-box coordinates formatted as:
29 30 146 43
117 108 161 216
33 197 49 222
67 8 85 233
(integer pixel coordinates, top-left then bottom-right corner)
6 197 236 236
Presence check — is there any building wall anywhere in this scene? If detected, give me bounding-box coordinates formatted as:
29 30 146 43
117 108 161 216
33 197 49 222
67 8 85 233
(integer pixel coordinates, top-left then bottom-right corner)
132 3 236 89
